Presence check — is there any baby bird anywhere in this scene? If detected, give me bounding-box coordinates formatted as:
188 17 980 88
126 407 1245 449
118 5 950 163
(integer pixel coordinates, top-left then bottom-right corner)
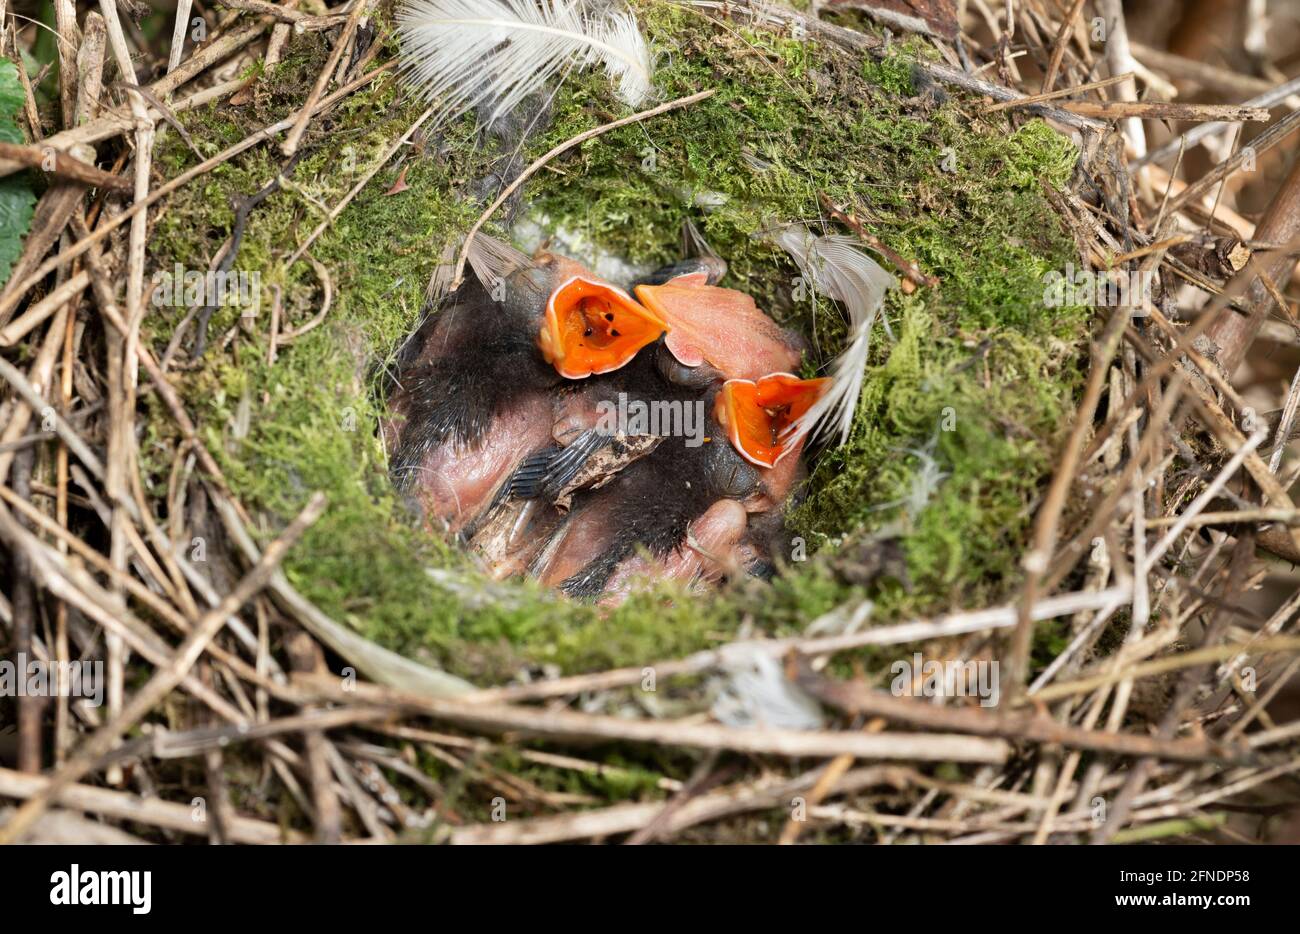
632 263 829 488
385 243 665 532
634 259 831 572
529 384 762 598
633 264 804 382
598 498 751 604
392 239 830 601
520 254 831 599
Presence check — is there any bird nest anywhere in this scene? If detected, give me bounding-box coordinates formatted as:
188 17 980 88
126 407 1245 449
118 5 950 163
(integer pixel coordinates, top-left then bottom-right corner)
1 0 1298 845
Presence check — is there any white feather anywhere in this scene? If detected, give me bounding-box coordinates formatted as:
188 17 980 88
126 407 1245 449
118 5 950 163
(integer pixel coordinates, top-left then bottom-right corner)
710 647 824 731
466 232 533 291
589 8 656 109
396 0 654 128
772 228 897 446
871 433 948 518
427 233 531 302
426 239 460 303
804 599 874 638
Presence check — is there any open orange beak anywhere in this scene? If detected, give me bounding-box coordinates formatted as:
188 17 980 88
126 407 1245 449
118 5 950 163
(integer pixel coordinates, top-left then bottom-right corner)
715 373 830 468
537 276 666 379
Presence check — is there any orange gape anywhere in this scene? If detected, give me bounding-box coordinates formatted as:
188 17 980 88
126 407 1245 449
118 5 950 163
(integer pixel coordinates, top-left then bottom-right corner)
537 276 666 379
716 373 830 469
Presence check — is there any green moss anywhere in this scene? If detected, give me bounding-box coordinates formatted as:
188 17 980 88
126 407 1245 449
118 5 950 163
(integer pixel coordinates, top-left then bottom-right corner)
144 3 1089 684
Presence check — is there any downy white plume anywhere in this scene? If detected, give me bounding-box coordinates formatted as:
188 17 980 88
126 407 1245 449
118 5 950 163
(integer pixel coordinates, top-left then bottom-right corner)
426 233 533 303
710 647 824 731
894 434 948 519
466 232 533 292
804 599 874 639
772 228 897 446
396 0 654 128
426 239 460 303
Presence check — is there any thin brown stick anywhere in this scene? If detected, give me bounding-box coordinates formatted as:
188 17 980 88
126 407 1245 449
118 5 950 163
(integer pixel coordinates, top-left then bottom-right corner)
993 72 1133 112
818 192 939 289
0 270 90 346
294 674 1011 764
0 768 308 844
451 766 909 844
0 493 327 845
794 665 1246 763
1031 636 1300 705
0 63 395 323
1039 0 1088 93
1143 507 1300 528
1056 100 1271 122
1009 305 1132 698
280 0 370 156
0 141 129 190
217 0 344 28
11 448 40 773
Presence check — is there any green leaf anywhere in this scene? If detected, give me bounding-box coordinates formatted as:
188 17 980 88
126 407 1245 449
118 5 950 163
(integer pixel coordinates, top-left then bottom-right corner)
0 59 24 122
0 57 35 289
